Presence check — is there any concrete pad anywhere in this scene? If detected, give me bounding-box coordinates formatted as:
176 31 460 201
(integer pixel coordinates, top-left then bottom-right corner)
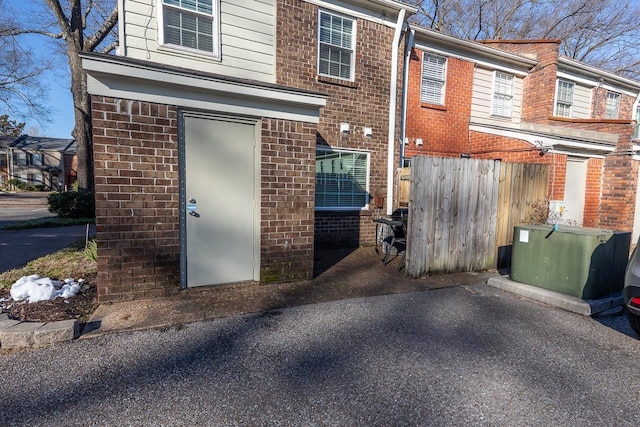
0 322 45 349
0 318 21 331
33 320 79 347
487 276 624 316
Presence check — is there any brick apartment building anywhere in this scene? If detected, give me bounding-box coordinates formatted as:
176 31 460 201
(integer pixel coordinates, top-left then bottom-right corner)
81 0 416 302
404 27 640 237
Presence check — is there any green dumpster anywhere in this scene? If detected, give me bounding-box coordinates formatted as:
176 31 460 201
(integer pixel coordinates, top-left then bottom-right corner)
511 225 630 299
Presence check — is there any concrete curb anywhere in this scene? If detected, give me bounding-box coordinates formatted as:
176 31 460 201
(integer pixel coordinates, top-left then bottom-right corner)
487 276 624 316
0 313 78 349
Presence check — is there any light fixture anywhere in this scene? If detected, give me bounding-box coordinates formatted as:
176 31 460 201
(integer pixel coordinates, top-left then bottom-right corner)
364 127 373 137
340 122 350 133
416 138 423 146
403 137 409 145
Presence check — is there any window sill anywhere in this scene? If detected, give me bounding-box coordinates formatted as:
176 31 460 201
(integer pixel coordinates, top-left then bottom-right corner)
315 209 372 217
317 75 358 89
420 103 446 111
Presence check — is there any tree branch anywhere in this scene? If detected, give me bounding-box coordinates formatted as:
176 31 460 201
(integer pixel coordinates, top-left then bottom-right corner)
84 6 118 52
83 0 95 30
1 28 64 39
99 40 118 54
44 0 71 35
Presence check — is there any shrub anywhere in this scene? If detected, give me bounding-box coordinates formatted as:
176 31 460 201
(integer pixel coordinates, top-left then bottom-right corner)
48 190 96 219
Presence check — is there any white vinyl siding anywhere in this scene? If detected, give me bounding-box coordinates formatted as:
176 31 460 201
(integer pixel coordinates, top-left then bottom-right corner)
571 84 591 119
470 67 522 128
123 0 275 82
555 79 574 118
492 71 513 117
420 53 446 105
316 148 369 210
605 91 620 119
318 10 355 81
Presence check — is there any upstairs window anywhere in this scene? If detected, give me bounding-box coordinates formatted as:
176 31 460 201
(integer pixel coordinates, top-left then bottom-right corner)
32 153 43 166
14 152 27 166
318 11 355 80
420 53 447 105
555 79 574 118
605 91 620 119
316 148 369 210
492 71 514 117
160 0 217 55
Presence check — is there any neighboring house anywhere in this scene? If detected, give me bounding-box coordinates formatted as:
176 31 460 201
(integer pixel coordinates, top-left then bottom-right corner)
404 30 640 237
81 0 416 302
0 135 77 191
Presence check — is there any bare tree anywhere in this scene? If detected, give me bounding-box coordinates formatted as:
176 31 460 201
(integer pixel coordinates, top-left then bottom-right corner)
408 0 640 79
0 1 51 124
4 0 118 191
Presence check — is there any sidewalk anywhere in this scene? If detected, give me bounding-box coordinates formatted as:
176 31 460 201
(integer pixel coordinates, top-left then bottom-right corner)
82 247 499 338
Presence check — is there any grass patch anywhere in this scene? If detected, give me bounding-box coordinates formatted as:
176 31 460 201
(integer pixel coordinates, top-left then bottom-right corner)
1 217 95 230
0 242 97 289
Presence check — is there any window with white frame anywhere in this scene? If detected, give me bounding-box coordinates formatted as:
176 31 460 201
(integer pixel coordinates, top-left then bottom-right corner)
605 91 620 119
420 53 447 105
316 148 369 209
492 71 514 117
318 11 355 80
160 0 217 55
555 79 574 118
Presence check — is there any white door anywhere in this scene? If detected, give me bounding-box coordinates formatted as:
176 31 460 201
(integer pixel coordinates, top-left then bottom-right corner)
183 113 259 287
564 158 587 226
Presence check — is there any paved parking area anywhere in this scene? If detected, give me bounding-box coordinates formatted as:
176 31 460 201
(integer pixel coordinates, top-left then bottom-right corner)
1 284 639 426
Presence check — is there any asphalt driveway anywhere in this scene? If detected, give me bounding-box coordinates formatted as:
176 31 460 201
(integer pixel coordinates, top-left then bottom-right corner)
1 283 639 426
0 224 95 272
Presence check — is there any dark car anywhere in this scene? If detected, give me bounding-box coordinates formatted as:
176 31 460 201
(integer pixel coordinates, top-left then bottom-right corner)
624 242 640 334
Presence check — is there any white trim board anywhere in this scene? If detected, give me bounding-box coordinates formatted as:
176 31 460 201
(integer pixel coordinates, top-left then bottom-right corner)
82 54 326 123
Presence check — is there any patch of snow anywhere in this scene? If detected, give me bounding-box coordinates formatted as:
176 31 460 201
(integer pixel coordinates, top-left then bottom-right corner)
9 275 82 303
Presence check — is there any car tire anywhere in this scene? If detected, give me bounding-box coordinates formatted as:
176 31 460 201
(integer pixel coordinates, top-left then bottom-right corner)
628 311 640 335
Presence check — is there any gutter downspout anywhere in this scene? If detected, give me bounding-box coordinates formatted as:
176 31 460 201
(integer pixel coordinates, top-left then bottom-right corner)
400 27 415 170
386 8 406 216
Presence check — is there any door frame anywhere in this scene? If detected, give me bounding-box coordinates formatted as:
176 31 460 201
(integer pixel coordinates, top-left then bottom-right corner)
178 109 261 289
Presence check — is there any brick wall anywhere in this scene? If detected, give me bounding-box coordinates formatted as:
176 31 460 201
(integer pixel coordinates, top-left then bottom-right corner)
480 40 560 123
276 0 403 247
600 141 638 231
469 131 566 200
92 97 181 302
584 158 603 227
260 118 316 281
404 52 474 157
92 97 318 302
591 88 636 120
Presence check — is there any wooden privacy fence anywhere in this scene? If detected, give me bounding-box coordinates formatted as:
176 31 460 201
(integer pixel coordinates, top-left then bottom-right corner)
405 156 549 277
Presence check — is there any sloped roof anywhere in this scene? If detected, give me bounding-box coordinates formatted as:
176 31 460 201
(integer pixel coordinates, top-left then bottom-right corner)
0 135 76 153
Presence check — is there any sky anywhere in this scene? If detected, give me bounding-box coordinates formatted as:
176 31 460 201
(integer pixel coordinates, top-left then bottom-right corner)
24 33 75 139
5 0 76 139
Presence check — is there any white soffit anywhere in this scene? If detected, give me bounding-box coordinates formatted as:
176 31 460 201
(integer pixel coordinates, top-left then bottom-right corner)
82 55 327 123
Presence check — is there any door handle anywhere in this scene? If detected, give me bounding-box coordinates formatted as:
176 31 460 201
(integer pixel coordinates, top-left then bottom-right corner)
187 199 199 217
